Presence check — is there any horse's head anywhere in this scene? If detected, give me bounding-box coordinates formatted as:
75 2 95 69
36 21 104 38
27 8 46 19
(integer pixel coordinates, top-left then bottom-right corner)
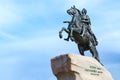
67 5 80 16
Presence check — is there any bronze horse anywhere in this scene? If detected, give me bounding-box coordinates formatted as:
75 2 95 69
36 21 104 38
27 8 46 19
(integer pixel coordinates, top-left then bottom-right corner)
59 6 102 65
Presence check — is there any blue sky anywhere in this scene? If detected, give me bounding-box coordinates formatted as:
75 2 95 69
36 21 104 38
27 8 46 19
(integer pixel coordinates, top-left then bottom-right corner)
0 0 120 80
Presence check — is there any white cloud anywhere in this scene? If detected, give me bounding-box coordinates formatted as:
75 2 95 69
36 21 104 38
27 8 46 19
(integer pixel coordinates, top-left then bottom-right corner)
98 31 120 53
99 31 120 41
0 31 18 40
0 56 22 64
0 1 22 25
105 63 120 80
0 0 50 25
0 34 77 56
94 8 120 24
0 0 65 27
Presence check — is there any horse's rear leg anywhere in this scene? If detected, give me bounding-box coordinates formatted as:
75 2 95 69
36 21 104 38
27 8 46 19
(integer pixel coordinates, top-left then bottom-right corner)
89 45 103 65
78 44 84 56
89 42 100 62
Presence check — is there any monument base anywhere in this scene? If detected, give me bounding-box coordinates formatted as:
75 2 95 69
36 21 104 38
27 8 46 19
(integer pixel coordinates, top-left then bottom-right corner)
51 54 113 80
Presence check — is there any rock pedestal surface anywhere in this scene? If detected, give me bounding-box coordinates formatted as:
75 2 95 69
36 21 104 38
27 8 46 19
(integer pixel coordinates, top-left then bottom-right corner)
51 54 114 80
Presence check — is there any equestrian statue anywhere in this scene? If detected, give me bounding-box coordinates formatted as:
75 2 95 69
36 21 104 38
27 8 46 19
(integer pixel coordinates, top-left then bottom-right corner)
59 5 103 65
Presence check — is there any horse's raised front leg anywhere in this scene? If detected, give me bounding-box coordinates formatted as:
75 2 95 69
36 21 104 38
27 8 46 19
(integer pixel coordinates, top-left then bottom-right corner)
59 30 63 38
59 27 69 39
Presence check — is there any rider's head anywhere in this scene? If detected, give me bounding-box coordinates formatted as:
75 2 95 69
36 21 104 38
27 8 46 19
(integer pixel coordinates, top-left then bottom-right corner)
82 8 87 14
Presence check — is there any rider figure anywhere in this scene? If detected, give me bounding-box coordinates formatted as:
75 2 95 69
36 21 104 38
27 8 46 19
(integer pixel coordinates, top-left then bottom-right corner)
81 8 98 46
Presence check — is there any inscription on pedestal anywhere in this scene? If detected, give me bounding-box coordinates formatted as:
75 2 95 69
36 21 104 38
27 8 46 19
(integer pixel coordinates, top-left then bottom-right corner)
85 66 103 76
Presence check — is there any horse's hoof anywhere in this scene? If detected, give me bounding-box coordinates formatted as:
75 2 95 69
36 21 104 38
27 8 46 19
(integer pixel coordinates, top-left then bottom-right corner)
59 33 62 38
64 38 69 41
59 35 62 38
